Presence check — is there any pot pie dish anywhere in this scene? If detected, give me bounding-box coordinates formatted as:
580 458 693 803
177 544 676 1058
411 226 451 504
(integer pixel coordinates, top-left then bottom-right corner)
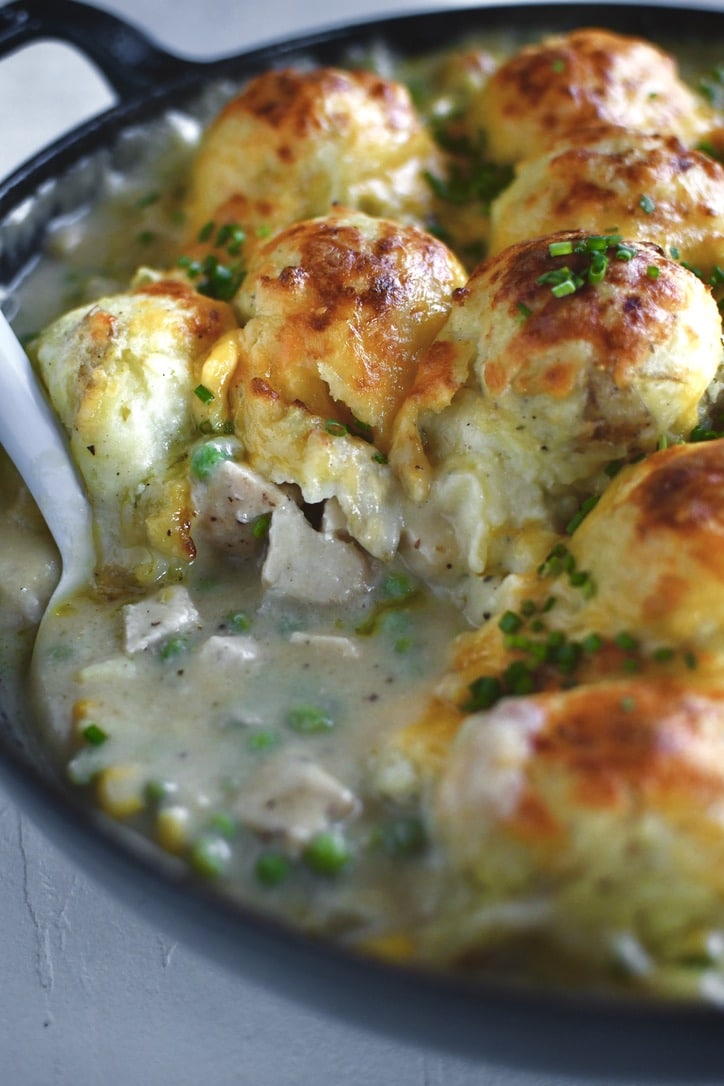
3 12 724 1005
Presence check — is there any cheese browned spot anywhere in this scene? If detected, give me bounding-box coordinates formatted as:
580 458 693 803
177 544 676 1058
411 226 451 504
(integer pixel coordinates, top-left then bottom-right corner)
428 679 724 971
31 280 238 579
490 126 724 277
568 440 724 652
390 231 722 609
182 66 446 253
223 208 466 558
469 28 714 165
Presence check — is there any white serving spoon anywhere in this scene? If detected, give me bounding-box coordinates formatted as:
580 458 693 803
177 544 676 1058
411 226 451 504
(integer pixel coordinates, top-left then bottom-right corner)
0 311 96 651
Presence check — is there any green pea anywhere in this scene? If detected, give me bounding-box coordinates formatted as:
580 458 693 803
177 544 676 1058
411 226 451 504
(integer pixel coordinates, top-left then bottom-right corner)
189 835 231 879
255 850 292 887
191 437 238 480
246 729 278 753
303 829 351 875
159 635 189 661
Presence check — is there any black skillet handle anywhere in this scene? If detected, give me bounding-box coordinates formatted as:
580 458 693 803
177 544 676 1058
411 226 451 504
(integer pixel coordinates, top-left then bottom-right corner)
0 0 197 101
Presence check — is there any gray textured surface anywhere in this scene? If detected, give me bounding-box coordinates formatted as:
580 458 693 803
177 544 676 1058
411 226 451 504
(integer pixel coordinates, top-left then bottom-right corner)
1 2 724 1083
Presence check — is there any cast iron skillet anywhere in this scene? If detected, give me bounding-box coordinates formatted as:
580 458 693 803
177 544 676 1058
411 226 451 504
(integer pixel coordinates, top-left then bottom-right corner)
1 1 724 1075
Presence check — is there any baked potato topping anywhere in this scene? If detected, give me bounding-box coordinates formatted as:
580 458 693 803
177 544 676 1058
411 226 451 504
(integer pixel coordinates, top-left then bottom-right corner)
14 25 724 1000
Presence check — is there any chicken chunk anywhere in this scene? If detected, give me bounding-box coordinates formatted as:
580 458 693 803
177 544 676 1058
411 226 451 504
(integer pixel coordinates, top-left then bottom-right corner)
261 502 372 604
192 457 292 557
235 751 360 852
123 585 201 654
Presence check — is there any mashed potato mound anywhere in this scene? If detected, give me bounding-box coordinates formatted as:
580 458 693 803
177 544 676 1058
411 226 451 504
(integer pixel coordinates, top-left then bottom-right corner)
32 280 238 580
390 230 723 606
224 208 466 559
468 28 713 165
428 678 724 978
183 66 446 250
489 127 724 278
378 440 724 982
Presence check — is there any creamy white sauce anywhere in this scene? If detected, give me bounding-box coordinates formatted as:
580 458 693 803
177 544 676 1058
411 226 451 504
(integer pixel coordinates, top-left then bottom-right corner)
1 24 723 994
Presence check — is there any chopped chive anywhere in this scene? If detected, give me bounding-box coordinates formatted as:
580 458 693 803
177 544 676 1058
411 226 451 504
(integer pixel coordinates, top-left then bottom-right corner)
503 659 536 696
208 812 237 839
551 279 577 298
465 675 504 711
639 194 656 215
247 729 278 753
145 778 177 804
159 634 189 661
197 220 215 243
325 420 349 437
82 723 109 746
191 437 237 480
381 816 427 858
287 704 334 734
549 240 574 256
194 384 215 405
605 458 626 477
255 849 292 886
587 254 608 283
382 571 415 600
689 423 724 442
225 610 251 633
582 632 603 653
498 610 523 634
566 494 600 534
251 512 272 539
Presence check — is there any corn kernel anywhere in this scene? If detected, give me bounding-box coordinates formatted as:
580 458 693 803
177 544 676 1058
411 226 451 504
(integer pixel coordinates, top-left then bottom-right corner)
96 764 144 818
156 804 191 853
359 931 416 962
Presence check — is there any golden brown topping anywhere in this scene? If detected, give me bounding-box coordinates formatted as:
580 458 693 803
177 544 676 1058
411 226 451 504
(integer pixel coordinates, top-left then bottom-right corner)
490 127 724 277
469 28 713 164
182 66 446 251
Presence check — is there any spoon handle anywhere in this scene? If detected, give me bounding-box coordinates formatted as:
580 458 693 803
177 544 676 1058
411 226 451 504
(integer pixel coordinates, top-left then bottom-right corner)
0 312 95 586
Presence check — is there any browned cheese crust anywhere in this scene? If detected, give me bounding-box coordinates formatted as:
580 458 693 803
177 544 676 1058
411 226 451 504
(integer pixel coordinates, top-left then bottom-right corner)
468 28 713 165
490 127 724 276
183 66 446 253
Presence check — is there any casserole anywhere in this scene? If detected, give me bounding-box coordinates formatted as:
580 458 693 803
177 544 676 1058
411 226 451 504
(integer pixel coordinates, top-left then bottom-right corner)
3 0 724 1070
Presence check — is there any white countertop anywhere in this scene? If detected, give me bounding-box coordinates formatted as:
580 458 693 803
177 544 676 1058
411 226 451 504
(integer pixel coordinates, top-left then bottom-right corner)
1 2 723 1083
